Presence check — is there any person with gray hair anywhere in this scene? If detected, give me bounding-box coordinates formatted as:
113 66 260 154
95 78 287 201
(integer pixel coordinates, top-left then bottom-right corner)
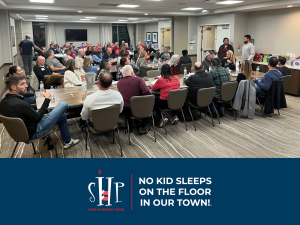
117 65 151 134
81 70 124 127
158 53 170 71
18 34 43 76
169 54 181 75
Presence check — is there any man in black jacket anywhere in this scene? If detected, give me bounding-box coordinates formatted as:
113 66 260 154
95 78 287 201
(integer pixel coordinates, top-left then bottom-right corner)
0 75 79 149
218 38 234 59
179 50 192 65
185 62 215 105
33 56 64 85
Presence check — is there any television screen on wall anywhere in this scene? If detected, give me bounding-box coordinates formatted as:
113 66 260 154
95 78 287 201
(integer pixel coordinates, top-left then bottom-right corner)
65 29 87 42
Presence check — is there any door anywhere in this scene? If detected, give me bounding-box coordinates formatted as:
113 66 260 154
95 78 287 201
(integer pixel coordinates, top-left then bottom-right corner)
160 28 171 51
215 25 230 53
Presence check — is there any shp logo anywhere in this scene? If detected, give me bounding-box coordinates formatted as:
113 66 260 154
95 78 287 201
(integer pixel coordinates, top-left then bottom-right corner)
88 170 125 210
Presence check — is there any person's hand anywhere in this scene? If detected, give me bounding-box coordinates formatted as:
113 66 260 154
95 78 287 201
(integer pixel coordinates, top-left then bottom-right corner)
61 66 66 70
238 44 241 49
227 60 231 63
152 66 154 69
43 90 51 99
252 76 257 82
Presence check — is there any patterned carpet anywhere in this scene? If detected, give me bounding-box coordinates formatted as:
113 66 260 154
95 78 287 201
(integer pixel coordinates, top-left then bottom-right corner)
1 94 300 158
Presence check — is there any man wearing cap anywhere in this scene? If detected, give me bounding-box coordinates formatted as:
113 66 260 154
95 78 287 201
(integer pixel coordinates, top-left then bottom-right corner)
202 50 214 72
179 50 192 66
19 34 43 76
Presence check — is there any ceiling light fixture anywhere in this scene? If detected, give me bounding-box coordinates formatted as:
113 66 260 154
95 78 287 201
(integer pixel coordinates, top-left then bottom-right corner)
16 14 25 20
117 4 140 8
144 13 148 15
118 20 128 22
80 19 90 20
202 9 209 13
78 11 82 13
35 15 48 17
181 7 202 10
29 0 54 3
287 5 293 7
85 17 97 18
128 18 139 20
36 18 48 20
216 1 244 5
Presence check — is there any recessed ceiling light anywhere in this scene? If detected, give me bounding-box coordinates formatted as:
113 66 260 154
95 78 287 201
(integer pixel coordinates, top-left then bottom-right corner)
144 13 148 15
35 15 48 17
36 18 48 20
128 18 139 20
216 1 244 4
78 11 82 13
117 4 140 8
181 7 202 10
80 19 90 20
118 20 128 22
287 5 293 7
85 17 97 18
202 9 209 13
29 0 54 3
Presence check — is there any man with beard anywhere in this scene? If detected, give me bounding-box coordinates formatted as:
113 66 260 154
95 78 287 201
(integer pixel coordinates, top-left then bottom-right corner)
92 46 102 65
238 34 255 64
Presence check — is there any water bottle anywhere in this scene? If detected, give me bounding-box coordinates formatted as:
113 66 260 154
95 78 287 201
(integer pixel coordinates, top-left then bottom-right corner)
50 86 54 99
256 66 260 75
236 61 240 71
82 76 87 88
209 66 212 73
184 67 187 76
39 81 44 97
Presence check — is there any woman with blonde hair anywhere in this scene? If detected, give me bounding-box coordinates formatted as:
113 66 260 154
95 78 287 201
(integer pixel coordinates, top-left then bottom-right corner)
83 56 97 73
236 59 252 83
136 50 149 68
221 50 236 70
169 54 181 75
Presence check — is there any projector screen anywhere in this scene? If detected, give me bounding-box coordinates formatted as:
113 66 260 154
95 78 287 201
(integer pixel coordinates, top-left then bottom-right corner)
65 29 87 42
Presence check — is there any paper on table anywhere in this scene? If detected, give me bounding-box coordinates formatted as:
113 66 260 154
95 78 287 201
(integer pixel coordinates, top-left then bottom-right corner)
112 81 118 85
230 74 238 77
151 80 158 85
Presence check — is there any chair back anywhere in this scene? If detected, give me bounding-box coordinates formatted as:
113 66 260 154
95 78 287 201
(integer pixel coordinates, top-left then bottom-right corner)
168 88 187 110
84 73 96 85
91 105 120 132
197 87 216 107
180 63 192 74
147 70 160 78
131 95 155 118
0 114 29 142
221 81 238 102
282 75 291 90
140 67 152 77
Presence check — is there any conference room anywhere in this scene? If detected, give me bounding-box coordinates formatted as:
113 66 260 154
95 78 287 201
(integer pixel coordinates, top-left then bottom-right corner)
0 0 299 159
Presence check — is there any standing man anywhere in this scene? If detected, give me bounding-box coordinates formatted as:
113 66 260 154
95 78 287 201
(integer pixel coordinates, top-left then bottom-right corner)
238 35 255 64
202 50 214 72
19 34 42 76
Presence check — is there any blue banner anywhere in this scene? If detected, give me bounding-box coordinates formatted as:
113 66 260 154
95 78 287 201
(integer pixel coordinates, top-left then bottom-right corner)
0 159 299 224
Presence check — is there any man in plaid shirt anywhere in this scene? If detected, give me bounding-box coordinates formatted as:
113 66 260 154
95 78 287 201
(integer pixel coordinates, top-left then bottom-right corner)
209 58 230 117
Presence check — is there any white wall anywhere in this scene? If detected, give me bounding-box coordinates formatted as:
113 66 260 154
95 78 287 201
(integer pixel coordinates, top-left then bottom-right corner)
234 13 249 57
54 23 100 47
144 22 158 41
0 9 13 65
158 20 172 52
10 18 17 56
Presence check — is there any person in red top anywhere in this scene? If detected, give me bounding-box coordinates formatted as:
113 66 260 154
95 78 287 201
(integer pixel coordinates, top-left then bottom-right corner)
117 65 151 134
151 64 180 127
70 48 76 59
120 45 129 54
113 42 120 56
169 54 181 75
97 42 102 52
138 41 145 50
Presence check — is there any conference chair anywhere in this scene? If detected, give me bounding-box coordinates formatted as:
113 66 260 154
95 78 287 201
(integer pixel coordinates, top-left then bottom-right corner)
219 81 238 120
0 114 57 158
84 72 97 85
180 63 192 74
160 88 188 135
147 70 160 78
283 75 291 90
126 95 156 145
140 67 152 77
186 87 219 131
85 105 122 157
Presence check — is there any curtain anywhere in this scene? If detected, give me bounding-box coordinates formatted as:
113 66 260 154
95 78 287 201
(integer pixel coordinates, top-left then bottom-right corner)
127 24 135 49
45 22 57 48
99 23 112 45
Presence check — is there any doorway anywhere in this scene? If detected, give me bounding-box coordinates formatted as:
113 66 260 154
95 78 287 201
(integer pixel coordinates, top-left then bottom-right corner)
160 28 171 52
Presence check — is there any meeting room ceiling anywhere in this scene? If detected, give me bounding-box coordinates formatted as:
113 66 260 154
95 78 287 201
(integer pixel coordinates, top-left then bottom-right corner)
2 0 300 23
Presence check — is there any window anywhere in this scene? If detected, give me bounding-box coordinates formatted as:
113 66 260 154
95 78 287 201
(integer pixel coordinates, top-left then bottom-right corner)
112 24 130 46
32 22 45 48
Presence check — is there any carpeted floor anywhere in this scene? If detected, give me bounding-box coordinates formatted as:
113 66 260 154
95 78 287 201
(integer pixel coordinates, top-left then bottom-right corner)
1 94 300 158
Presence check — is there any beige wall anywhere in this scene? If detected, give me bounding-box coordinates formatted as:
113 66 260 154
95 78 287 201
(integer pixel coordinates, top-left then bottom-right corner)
234 13 249 57
248 7 300 55
174 16 188 56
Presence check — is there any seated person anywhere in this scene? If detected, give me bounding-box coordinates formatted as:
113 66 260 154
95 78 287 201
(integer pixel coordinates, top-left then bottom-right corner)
116 50 125 70
5 66 36 104
202 50 214 72
34 56 64 85
75 49 85 67
136 50 149 68
55 44 61 54
145 44 156 60
169 55 181 75
278 56 291 76
117 65 151 134
48 43 58 54
117 57 130 80
221 50 236 70
80 70 124 127
103 47 117 65
0 75 79 149
91 46 102 65
159 47 172 60
158 53 170 72
78 43 85 50
97 42 102 52
138 41 145 50
179 50 192 65
236 59 252 83
83 56 98 73
85 46 92 56
253 57 283 96
64 59 85 88
151 64 180 127
97 60 111 80
121 45 129 54
45 50 66 75
74 47 79 57
125 43 132 51
134 46 142 62
64 48 73 63
113 42 120 56
185 62 215 105
40 46 47 57
70 48 76 59
209 58 231 117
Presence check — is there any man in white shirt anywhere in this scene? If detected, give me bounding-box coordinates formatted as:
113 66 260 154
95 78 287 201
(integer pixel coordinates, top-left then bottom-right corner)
238 34 255 64
81 70 124 127
75 49 85 67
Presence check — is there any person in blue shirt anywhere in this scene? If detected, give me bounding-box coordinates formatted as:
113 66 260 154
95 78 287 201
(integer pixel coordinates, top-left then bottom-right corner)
103 47 117 65
83 56 98 73
74 47 79 57
91 46 102 65
78 43 85 50
253 57 283 96
48 43 59 54
18 34 42 76
159 47 172 60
